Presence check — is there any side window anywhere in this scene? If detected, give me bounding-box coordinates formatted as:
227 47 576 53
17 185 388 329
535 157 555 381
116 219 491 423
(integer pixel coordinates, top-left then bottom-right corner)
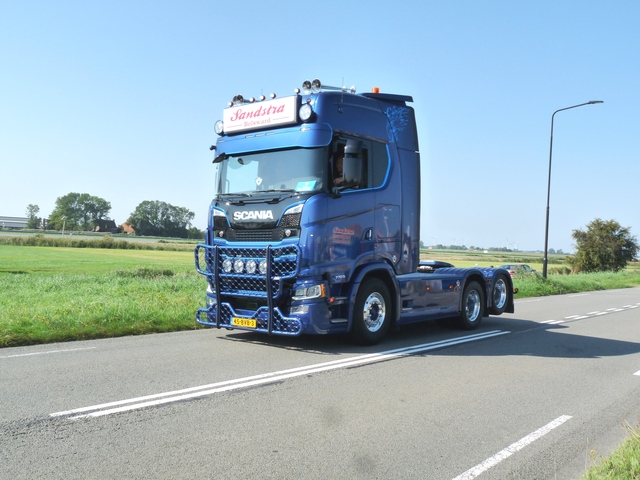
371 141 389 188
331 136 388 190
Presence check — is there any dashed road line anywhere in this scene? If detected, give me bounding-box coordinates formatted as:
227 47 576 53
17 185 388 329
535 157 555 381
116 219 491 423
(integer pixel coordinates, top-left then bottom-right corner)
0 347 96 359
452 415 573 480
542 303 638 325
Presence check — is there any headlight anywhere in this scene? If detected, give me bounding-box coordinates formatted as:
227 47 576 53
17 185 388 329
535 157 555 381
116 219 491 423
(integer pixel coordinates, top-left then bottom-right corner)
233 258 244 273
259 260 268 275
299 103 313 122
292 284 326 301
283 203 304 216
245 259 257 274
222 258 233 273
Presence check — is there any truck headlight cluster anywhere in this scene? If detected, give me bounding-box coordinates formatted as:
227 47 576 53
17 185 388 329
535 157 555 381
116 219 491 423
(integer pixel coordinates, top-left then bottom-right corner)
292 284 326 301
222 257 268 275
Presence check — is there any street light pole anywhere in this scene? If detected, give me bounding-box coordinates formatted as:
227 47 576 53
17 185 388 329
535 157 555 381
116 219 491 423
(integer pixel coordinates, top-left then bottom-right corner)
543 100 603 278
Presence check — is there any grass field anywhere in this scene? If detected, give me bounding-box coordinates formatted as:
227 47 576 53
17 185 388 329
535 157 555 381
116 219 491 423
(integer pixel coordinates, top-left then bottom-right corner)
0 245 205 347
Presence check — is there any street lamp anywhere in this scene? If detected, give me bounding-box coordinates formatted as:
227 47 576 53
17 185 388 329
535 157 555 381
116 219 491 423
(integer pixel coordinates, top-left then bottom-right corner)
542 100 603 278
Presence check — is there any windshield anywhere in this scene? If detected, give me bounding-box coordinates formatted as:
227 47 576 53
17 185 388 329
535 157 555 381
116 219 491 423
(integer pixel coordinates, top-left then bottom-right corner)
215 147 327 196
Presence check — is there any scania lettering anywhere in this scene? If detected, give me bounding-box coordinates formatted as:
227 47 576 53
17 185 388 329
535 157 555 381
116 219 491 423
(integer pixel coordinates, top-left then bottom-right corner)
233 211 274 221
195 79 515 344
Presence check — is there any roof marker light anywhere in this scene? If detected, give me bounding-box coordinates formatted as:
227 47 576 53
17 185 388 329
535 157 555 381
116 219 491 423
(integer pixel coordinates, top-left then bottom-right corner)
259 95 266 101
372 87 380 94
270 93 277 99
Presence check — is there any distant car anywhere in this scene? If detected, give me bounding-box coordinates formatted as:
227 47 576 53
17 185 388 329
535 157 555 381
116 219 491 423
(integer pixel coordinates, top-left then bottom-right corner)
499 263 540 278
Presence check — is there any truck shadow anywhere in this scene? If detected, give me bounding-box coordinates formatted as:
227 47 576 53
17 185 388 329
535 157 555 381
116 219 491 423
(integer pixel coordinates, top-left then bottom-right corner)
214 316 640 360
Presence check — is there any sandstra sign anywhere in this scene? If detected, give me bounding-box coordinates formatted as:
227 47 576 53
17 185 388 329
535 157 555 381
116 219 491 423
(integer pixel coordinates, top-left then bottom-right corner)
223 96 298 133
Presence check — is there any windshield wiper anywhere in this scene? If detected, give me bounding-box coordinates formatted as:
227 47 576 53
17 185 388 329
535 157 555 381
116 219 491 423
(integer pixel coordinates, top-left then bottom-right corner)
258 189 297 193
218 193 252 198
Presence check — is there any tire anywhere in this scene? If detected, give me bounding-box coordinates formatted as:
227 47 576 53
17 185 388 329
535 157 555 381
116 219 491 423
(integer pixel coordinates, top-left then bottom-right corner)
351 278 391 345
458 281 484 330
489 274 509 315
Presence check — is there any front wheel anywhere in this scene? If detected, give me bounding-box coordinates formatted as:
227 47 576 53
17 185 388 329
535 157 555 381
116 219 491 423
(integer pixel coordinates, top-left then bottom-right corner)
458 281 484 330
351 278 391 345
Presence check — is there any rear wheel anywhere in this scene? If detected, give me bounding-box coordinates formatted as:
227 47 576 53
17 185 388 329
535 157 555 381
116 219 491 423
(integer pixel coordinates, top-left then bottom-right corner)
458 281 484 330
490 274 509 315
351 278 391 345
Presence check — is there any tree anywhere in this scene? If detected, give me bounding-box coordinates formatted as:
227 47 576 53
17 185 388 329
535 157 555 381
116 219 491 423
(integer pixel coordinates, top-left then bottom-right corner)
48 193 112 231
127 200 195 238
25 204 40 229
567 218 639 273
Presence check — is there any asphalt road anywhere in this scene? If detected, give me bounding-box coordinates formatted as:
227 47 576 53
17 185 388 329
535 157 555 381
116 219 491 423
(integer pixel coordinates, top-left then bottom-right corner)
2 288 640 479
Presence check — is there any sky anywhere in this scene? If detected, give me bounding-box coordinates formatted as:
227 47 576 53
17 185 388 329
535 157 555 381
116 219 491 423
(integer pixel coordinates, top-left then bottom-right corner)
1 1 638 253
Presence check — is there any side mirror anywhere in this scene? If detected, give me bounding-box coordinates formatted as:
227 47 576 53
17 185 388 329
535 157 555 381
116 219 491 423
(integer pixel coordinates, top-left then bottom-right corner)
345 139 363 155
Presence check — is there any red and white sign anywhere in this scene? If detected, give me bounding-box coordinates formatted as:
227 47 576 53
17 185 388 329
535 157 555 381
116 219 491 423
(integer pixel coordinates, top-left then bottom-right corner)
223 96 298 133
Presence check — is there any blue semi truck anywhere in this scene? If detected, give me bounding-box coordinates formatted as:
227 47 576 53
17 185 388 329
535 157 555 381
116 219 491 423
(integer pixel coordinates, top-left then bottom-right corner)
195 79 515 344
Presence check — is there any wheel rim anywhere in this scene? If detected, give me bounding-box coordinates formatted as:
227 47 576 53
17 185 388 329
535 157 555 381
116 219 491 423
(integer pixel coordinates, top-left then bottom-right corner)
466 290 481 322
362 292 386 332
493 278 507 309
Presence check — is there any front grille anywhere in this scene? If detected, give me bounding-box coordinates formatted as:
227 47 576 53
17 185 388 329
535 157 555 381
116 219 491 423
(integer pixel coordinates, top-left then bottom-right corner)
234 229 281 242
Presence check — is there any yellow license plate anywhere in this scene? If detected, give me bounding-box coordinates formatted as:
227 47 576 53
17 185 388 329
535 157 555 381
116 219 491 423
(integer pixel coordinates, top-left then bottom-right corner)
231 317 257 328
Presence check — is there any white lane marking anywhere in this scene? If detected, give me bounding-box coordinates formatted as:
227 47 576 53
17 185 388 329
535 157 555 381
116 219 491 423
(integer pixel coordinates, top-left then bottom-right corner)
634 370 640 376
587 311 601 315
0 347 96 359
594 312 608 316
567 294 590 298
540 320 564 325
452 415 572 480
574 316 589 320
564 315 580 319
51 330 510 419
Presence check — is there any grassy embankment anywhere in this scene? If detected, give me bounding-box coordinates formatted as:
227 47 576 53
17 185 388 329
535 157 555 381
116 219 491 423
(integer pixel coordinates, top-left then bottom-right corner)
0 238 205 347
1 237 639 476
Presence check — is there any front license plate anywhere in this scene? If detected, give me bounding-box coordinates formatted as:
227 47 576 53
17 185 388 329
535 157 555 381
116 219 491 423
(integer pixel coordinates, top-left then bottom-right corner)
231 317 257 328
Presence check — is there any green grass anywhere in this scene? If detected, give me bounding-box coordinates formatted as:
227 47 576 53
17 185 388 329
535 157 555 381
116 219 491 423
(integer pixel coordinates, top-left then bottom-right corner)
581 423 640 479
512 270 640 298
0 245 205 347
